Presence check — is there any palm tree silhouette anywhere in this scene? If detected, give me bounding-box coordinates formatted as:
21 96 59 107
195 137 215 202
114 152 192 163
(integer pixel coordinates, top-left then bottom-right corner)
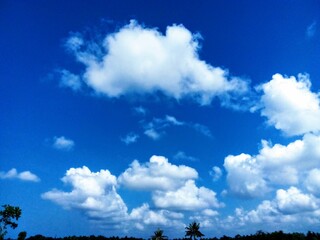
185 221 204 240
151 228 168 240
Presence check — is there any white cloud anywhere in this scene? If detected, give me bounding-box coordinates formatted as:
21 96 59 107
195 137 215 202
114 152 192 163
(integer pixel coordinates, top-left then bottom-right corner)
258 73 320 136
153 180 222 210
224 133 320 198
223 187 320 233
210 166 222 181
121 132 139 145
129 203 184 230
118 156 222 212
202 209 219 217
118 155 198 191
42 166 128 228
224 153 269 198
52 136 75 151
65 20 249 107
0 168 40 182
305 169 320 196
275 187 318 214
42 159 220 233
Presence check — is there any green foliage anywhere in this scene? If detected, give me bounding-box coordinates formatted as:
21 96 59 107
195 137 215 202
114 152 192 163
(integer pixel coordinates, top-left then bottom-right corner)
151 228 168 240
0 204 22 240
185 221 204 240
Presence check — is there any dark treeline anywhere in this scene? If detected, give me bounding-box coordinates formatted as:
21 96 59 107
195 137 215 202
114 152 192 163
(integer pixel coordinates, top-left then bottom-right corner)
26 235 143 240
23 231 320 240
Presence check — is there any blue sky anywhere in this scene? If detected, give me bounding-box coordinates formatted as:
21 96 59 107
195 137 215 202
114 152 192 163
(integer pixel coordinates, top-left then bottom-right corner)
1 0 320 238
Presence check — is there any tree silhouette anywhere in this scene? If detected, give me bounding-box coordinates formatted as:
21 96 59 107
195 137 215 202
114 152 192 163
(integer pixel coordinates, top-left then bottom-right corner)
151 228 168 240
18 231 27 240
185 221 204 240
0 204 22 240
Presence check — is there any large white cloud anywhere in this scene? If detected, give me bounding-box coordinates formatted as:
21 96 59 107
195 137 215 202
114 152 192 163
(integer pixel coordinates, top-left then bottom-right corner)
63 20 249 106
259 73 320 136
43 156 223 233
224 153 269 198
305 169 320 196
119 155 221 212
42 166 128 228
225 187 320 232
224 134 320 198
276 187 318 214
0 168 40 182
153 180 222 210
129 203 184 230
118 155 198 191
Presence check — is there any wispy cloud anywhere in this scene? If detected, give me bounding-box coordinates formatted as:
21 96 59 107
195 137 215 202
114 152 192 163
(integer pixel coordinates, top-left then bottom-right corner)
0 168 40 182
173 151 198 162
143 115 212 140
306 21 317 38
133 106 147 116
144 128 162 140
121 132 139 145
210 166 223 181
52 136 75 151
190 123 213 138
58 69 82 91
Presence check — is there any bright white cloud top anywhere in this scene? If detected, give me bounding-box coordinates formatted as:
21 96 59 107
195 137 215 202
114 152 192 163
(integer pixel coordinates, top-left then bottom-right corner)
259 74 320 136
43 156 221 232
42 166 128 228
64 20 249 106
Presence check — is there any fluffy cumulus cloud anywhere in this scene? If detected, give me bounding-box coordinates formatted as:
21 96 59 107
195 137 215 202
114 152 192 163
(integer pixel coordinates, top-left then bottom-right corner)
224 153 269 198
118 155 198 191
275 187 318 214
153 180 222 210
258 73 320 136
63 20 249 107
0 168 40 182
52 136 75 151
305 169 320 196
119 156 221 212
129 203 184 230
43 156 222 233
223 187 320 234
42 166 128 228
224 133 320 198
